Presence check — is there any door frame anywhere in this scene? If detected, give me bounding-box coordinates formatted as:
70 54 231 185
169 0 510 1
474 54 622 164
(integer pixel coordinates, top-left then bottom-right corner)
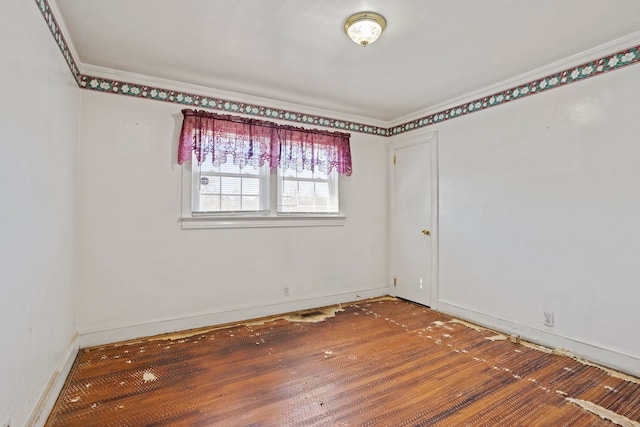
389 130 439 306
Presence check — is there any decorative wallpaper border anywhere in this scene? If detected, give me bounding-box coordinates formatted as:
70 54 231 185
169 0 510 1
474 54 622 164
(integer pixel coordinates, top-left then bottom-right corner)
35 0 639 138
34 0 81 84
388 46 640 135
78 75 388 136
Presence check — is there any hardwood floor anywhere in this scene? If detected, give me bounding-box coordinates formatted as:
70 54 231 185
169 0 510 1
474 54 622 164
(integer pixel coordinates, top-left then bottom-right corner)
46 298 640 426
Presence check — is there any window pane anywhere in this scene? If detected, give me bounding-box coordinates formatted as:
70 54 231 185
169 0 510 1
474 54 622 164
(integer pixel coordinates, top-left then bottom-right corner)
199 194 220 212
299 196 314 210
277 169 339 214
242 178 260 196
315 182 329 197
221 195 242 211
241 164 262 176
219 155 240 173
315 197 328 207
221 177 241 195
298 168 314 179
283 168 297 178
280 196 298 210
199 162 219 173
193 152 269 213
299 182 314 197
283 180 298 197
242 196 260 211
314 169 328 180
200 176 220 194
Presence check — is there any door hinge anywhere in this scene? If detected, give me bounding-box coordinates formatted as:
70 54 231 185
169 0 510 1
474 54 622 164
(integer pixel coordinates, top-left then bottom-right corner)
393 155 396 165
394 277 397 287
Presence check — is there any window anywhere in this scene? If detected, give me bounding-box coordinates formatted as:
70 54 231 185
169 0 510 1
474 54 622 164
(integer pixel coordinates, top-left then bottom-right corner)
179 109 350 227
278 167 338 214
189 152 339 216
192 154 269 214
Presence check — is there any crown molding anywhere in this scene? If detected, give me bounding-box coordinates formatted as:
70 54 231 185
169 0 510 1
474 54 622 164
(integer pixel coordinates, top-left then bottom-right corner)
34 0 83 84
81 63 389 132
79 70 389 137
46 0 83 72
390 31 640 128
387 42 639 136
33 0 640 138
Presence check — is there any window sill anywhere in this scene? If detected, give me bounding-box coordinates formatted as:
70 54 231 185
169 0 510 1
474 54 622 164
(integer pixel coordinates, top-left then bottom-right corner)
180 214 346 229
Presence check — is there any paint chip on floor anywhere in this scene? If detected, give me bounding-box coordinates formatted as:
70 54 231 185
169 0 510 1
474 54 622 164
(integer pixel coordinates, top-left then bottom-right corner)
143 372 157 382
566 397 640 427
448 318 487 332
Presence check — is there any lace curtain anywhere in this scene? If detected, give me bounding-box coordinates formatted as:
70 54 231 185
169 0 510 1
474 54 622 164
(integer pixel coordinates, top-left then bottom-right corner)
178 109 352 176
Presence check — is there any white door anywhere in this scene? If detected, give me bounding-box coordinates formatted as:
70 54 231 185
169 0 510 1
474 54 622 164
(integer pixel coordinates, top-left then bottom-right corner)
393 138 435 307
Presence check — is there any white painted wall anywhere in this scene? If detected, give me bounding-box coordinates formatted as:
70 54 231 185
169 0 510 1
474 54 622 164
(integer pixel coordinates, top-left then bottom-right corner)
7 3 639 422
77 91 389 344
414 65 640 375
0 1 79 426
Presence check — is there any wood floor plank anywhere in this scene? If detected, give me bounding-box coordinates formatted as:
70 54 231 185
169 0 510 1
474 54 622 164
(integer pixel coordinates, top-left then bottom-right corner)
46 298 640 426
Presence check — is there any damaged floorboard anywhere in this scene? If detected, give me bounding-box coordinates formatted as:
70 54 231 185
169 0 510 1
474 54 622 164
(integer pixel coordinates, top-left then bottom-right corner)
46 298 640 426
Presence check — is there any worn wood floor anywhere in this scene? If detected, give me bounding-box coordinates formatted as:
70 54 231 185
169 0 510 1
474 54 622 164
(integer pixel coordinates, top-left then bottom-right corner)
47 298 640 426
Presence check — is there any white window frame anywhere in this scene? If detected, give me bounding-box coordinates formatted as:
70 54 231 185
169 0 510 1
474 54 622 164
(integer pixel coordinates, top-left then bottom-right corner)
180 157 345 229
191 156 270 215
277 168 339 215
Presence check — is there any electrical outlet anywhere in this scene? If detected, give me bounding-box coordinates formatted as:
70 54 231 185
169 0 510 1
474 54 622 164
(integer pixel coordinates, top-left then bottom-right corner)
283 287 289 297
544 311 554 327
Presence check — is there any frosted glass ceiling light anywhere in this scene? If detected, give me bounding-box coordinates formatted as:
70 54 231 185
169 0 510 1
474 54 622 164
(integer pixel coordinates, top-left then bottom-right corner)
344 12 386 47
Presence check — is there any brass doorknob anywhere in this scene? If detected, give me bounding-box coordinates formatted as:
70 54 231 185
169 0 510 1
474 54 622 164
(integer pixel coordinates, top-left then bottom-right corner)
422 229 430 235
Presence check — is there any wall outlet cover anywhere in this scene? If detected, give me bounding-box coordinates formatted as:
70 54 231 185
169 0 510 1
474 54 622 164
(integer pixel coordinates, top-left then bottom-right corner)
544 311 554 327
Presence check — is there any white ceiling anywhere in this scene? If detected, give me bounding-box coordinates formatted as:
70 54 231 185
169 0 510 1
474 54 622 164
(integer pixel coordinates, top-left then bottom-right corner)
54 0 640 122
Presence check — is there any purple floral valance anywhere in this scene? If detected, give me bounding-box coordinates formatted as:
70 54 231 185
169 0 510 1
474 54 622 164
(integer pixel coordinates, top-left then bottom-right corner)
178 109 352 176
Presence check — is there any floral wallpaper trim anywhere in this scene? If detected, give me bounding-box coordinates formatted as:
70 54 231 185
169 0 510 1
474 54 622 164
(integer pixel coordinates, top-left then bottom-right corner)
388 46 640 136
34 0 640 137
78 75 388 136
32 0 385 136
34 0 81 84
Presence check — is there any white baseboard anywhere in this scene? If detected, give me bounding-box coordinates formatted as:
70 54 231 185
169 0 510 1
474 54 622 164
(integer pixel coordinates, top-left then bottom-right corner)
26 333 79 427
433 300 640 378
79 286 390 348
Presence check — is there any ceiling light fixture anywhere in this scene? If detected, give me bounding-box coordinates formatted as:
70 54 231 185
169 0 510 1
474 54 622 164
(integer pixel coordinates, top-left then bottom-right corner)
344 12 386 47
